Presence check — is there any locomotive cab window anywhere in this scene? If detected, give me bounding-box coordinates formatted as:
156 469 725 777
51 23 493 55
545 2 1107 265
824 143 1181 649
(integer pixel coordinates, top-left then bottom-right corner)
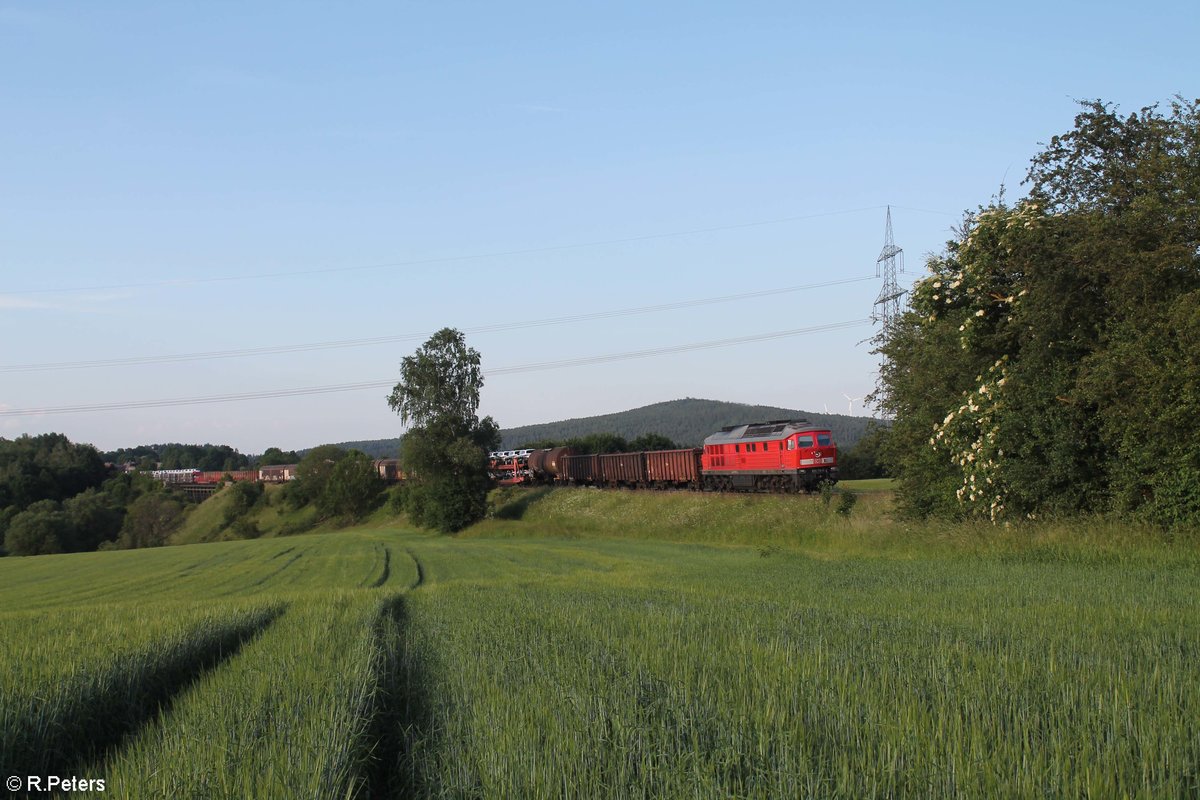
817 433 832 446
798 435 814 447
787 439 796 451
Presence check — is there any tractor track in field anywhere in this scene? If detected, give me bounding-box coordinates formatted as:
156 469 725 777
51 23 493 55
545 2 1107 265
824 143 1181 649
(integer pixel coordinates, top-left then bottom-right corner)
404 548 426 590
360 595 433 799
368 545 391 588
247 552 303 588
1 605 286 780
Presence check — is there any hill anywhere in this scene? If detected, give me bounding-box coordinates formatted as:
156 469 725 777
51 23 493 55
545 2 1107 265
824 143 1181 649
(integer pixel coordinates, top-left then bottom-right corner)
332 398 880 457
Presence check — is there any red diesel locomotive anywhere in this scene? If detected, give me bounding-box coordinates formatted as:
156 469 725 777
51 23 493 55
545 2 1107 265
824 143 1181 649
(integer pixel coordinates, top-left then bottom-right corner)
490 419 837 493
700 419 837 492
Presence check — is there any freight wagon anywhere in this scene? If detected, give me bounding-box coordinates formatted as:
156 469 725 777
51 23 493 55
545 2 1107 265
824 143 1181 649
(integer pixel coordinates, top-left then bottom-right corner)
194 470 258 484
645 448 703 488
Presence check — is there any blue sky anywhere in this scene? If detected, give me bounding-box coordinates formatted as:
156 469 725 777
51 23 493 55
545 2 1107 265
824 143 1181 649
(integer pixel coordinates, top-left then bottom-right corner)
1 1 1195 453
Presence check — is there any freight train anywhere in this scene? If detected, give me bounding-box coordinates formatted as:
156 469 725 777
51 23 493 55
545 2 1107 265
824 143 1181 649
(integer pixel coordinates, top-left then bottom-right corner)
488 419 837 492
150 459 401 486
150 419 837 495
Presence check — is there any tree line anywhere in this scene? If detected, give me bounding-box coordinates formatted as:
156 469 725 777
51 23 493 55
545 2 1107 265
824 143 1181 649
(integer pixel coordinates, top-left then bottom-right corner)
101 443 301 470
1 433 385 556
876 98 1200 526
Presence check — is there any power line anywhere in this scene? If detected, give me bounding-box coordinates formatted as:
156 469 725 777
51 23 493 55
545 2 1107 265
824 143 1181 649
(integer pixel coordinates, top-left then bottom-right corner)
0 318 871 416
5 205 889 295
0 275 875 373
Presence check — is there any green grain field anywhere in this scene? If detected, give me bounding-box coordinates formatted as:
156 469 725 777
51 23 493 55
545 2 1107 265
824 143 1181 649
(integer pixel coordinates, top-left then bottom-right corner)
1 488 1197 798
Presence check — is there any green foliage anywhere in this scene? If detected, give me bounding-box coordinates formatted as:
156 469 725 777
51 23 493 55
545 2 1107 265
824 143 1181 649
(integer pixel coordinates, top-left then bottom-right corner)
878 98 1200 525
317 451 384 520
290 444 348 508
388 327 485 429
282 445 386 521
0 506 16 555
3 490 124 556
1143 466 1200 530
567 432 629 454
3 503 71 556
389 329 500 533
835 490 858 517
257 447 300 466
63 489 123 550
0 433 108 512
628 433 679 451
115 493 185 549
221 481 265 529
400 417 499 532
98 471 159 508
519 431 680 455
101 443 251 471
837 424 889 479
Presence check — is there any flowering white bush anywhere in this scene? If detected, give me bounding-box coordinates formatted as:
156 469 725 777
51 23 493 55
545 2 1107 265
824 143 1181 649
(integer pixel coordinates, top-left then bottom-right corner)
904 202 1042 521
929 358 1010 521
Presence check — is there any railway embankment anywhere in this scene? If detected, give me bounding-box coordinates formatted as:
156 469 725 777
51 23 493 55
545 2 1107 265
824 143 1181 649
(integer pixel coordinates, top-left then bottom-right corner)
467 484 1200 564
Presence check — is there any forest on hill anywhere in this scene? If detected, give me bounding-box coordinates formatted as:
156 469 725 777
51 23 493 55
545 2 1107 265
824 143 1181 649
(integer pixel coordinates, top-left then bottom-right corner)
335 398 881 458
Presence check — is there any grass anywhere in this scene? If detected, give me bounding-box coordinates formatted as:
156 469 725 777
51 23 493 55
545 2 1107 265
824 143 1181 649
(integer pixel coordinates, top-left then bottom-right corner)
383 531 1200 798
1 489 1197 797
477 486 1197 566
100 593 398 798
171 483 321 545
838 477 896 492
0 601 282 777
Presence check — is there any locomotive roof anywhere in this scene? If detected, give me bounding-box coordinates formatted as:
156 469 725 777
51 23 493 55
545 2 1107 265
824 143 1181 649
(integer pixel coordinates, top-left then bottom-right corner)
703 419 828 446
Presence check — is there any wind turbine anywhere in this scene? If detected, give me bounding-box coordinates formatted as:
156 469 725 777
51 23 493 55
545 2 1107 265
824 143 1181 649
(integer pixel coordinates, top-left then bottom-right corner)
843 393 862 415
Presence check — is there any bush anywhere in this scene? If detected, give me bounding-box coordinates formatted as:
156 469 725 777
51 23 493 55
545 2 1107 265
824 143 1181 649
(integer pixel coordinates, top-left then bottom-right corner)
0 506 18 552
63 489 123 550
836 490 858 518
1144 466 1200 530
222 481 264 528
230 518 261 539
317 452 383 520
114 494 184 549
386 485 407 514
819 481 836 508
419 476 490 533
4 505 72 556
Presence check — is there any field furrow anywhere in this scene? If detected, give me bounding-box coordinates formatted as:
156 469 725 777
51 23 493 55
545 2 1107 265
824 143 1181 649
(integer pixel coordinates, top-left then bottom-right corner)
0 603 283 778
91 592 401 799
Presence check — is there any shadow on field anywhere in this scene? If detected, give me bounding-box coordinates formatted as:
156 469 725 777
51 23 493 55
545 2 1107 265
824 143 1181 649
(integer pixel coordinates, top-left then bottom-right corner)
1 604 286 782
490 486 553 520
362 595 439 800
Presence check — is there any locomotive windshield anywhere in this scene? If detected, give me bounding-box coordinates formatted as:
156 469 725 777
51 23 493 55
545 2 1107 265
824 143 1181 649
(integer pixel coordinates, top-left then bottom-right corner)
817 433 832 446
